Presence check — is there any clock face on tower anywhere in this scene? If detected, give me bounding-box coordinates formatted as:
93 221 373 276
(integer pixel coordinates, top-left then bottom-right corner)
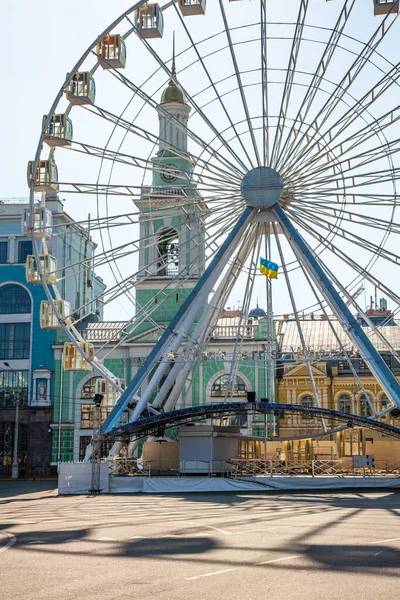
160 163 179 183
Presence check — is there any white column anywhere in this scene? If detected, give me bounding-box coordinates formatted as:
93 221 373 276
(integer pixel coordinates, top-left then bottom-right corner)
8 235 16 263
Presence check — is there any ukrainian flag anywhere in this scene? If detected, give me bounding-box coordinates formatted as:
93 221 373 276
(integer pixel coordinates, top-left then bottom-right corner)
260 257 279 279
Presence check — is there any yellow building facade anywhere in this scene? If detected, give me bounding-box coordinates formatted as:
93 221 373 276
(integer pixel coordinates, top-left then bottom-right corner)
263 313 399 463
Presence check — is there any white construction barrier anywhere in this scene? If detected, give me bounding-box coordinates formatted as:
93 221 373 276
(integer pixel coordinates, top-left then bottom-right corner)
58 461 400 494
58 462 109 494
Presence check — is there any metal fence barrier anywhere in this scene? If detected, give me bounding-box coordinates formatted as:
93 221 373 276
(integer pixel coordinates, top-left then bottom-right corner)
107 458 400 478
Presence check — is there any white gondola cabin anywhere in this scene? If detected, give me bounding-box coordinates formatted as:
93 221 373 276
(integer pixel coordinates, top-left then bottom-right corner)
26 254 57 285
63 342 94 371
97 34 127 69
40 300 71 330
43 114 73 147
66 72 96 105
374 0 399 14
22 207 53 239
179 0 206 16
137 4 164 38
95 378 126 406
27 159 59 192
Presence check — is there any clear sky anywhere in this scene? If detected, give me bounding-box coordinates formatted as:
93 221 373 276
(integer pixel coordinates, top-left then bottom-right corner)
2 1 399 322
1 0 133 199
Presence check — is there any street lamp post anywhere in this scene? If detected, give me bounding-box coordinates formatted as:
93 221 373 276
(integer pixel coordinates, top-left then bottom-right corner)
11 395 20 479
3 362 20 479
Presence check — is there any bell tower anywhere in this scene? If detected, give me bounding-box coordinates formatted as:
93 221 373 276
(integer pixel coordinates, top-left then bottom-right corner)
134 48 205 333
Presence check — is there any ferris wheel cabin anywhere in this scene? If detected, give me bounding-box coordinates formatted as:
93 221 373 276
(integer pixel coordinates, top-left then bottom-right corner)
26 254 57 285
178 0 207 17
63 342 94 371
43 114 73 147
66 72 96 105
136 4 164 38
27 159 59 192
40 300 71 330
22 207 53 239
374 0 399 14
97 34 127 69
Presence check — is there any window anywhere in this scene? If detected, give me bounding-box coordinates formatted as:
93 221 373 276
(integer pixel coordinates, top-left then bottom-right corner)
339 394 351 413
79 436 92 461
381 395 389 410
81 377 100 399
80 404 112 428
360 395 372 417
211 374 247 397
0 241 8 263
0 370 29 407
0 323 30 359
157 229 179 276
0 422 28 468
301 396 313 419
0 284 31 314
18 241 33 264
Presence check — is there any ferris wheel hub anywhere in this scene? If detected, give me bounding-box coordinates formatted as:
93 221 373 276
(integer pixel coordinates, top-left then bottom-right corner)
241 166 283 209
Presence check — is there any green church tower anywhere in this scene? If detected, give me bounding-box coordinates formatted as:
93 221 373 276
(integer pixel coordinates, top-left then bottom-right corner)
134 58 205 335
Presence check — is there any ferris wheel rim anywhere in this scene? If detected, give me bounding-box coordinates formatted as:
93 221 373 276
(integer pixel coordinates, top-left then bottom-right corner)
29 1 400 422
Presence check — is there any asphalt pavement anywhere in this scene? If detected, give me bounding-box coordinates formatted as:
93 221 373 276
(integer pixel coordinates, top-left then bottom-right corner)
0 481 399 600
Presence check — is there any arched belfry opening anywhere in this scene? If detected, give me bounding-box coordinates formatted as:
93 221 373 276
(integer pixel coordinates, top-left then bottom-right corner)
157 228 179 276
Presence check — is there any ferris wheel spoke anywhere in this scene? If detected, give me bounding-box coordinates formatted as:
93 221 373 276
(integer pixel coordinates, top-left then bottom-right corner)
62 138 240 191
224 224 262 402
298 234 400 374
284 103 400 187
292 203 400 237
286 136 400 192
86 70 245 182
49 195 239 242
63 201 243 333
218 0 261 167
289 165 400 194
270 0 309 167
275 0 356 171
123 16 252 174
293 255 382 416
288 206 400 268
279 10 399 175
80 103 242 186
273 222 326 426
274 205 400 408
291 192 399 207
156 224 260 413
288 207 392 267
56 181 241 197
102 208 254 431
288 209 400 312
165 5 255 171
260 0 269 166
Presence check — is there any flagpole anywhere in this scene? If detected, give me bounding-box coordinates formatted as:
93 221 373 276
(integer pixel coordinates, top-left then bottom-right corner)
264 224 275 458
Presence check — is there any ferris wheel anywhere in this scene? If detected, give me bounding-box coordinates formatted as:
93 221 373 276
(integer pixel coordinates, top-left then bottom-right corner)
28 0 400 441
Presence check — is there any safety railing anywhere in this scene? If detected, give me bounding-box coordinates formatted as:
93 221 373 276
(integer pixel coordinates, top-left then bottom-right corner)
108 458 400 478
229 458 400 478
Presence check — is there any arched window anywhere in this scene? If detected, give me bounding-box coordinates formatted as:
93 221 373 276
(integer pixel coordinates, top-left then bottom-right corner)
339 394 351 413
81 377 100 399
360 394 372 417
157 229 179 276
381 394 389 410
301 395 313 420
211 374 247 398
0 284 31 314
